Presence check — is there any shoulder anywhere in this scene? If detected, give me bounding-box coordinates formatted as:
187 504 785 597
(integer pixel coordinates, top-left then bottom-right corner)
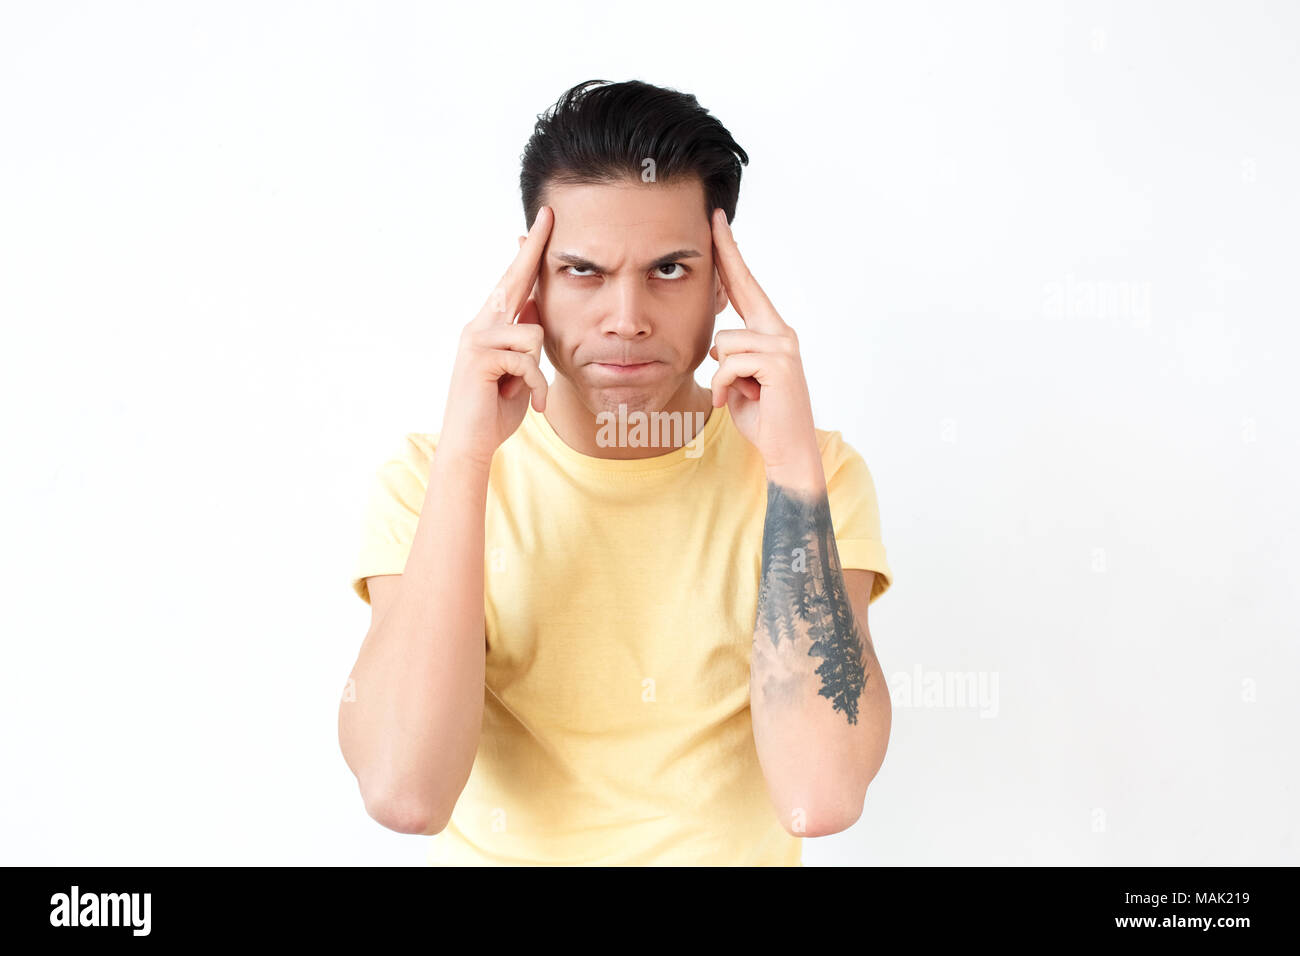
376 431 440 471
813 425 869 475
362 431 442 504
811 424 882 506
814 425 842 455
401 431 440 462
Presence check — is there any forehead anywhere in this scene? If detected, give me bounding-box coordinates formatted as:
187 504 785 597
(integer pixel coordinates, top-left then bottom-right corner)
543 178 710 249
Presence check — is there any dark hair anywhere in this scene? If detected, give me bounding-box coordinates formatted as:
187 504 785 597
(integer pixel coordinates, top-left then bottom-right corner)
519 79 749 230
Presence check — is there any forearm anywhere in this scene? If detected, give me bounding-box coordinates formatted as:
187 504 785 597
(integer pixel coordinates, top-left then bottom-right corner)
339 450 489 830
750 468 891 837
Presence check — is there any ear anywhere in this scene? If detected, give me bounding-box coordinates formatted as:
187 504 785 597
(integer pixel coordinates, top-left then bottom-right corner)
712 266 729 315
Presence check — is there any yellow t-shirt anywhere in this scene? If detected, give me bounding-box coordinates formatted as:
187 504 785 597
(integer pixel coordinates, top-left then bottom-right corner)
350 400 893 865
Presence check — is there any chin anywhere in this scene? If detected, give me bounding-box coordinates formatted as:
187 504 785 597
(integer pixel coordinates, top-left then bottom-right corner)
586 388 664 416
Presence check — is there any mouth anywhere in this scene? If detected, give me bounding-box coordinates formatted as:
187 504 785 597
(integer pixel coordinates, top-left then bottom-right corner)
592 360 659 372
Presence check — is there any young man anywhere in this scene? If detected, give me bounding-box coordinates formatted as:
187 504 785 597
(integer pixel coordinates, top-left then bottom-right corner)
340 79 894 866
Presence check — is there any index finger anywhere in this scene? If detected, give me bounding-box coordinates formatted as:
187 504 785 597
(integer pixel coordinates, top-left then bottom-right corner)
710 207 784 333
478 205 554 326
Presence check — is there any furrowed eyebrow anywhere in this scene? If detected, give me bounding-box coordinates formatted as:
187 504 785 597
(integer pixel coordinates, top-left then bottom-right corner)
551 249 702 273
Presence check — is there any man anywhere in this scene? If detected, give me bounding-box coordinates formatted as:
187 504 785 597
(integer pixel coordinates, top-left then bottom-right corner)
339 79 894 866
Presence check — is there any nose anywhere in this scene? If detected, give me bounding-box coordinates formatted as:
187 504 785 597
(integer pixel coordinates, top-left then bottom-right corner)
598 279 652 339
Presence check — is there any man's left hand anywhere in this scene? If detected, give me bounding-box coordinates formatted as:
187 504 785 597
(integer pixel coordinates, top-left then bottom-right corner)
709 207 824 493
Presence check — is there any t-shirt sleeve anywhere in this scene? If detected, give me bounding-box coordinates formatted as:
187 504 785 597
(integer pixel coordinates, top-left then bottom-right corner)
349 433 437 605
820 430 893 605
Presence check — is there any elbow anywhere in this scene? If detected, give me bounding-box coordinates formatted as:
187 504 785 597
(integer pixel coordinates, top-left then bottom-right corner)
362 786 450 836
776 776 874 838
810 802 864 837
783 797 865 838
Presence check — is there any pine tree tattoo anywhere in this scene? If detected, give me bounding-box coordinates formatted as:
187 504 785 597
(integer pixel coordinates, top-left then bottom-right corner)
754 482 868 725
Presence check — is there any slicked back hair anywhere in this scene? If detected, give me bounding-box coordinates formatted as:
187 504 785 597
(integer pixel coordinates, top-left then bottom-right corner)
520 79 749 230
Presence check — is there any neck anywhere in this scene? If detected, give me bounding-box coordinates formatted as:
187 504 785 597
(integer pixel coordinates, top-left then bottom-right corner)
541 376 716 459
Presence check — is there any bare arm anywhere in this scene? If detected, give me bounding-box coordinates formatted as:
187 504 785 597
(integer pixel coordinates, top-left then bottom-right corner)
749 475 891 839
337 452 491 835
337 206 555 834
702 208 891 838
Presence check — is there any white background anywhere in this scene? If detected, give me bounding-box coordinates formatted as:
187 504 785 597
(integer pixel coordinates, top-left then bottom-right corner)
2 0 1296 865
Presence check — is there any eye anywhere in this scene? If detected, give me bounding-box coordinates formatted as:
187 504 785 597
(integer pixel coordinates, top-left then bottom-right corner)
654 262 689 281
561 262 691 281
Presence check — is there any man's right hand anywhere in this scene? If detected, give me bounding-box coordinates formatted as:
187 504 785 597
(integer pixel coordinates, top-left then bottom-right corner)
436 205 554 470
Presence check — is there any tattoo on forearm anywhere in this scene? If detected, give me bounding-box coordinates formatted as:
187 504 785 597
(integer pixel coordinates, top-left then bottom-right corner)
753 482 869 725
